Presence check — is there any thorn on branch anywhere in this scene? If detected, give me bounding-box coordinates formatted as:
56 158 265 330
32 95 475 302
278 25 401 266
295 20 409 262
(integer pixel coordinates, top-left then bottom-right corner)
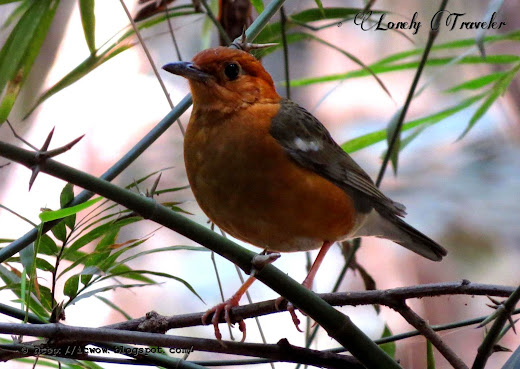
6 120 84 190
232 26 278 53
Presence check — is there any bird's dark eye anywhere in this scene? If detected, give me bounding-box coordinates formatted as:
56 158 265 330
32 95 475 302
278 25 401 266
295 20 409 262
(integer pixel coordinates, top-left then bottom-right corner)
224 63 240 80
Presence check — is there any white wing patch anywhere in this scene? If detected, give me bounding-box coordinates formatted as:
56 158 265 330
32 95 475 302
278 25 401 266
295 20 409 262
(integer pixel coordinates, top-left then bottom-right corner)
294 137 321 152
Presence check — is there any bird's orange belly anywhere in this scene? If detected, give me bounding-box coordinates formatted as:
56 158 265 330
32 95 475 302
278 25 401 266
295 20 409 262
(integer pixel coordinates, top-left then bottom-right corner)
184 109 356 252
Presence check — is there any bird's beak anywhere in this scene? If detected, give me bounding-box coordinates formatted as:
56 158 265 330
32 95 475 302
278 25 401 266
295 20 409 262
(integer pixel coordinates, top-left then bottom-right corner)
162 62 211 82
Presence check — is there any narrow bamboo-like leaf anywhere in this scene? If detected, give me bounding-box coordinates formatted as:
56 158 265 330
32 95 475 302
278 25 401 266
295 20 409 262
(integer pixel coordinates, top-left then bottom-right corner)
99 270 204 303
1 1 30 29
114 245 208 268
39 197 102 222
374 30 520 66
64 217 140 258
380 325 396 358
64 274 79 298
446 71 506 93
69 283 156 305
342 93 484 153
459 62 520 139
0 0 24 4
313 0 325 18
426 340 436 369
0 0 49 96
0 265 49 318
386 108 401 175
0 0 59 123
79 0 96 53
290 55 520 87
96 295 132 320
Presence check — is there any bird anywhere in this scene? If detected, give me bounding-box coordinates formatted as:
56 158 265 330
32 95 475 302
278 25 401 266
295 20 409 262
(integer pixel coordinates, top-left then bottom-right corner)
162 46 447 341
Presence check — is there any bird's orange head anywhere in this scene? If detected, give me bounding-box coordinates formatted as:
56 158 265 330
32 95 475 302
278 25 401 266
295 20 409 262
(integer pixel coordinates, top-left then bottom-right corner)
163 47 280 112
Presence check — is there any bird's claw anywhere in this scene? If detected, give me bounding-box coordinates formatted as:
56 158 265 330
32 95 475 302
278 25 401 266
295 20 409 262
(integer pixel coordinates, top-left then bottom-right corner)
275 296 305 332
202 298 246 342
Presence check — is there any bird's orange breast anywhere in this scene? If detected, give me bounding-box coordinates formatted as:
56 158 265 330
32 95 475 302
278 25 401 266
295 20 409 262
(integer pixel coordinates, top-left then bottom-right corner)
184 102 357 252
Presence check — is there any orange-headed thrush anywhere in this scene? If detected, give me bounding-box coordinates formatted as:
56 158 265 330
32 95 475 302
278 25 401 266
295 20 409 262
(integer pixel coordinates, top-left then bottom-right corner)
163 47 447 341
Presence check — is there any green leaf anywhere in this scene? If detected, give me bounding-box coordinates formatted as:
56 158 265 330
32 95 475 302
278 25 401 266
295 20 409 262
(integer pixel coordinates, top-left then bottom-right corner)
114 245 208 268
99 270 204 303
39 197 102 222
96 295 132 320
380 325 396 358
289 55 520 87
51 221 67 242
69 283 156 305
37 234 59 255
60 183 74 207
313 0 325 18
19 242 35 271
64 274 79 298
56 183 76 234
0 0 58 123
426 340 436 369
79 0 96 53
0 264 49 318
0 0 49 98
446 71 506 93
386 108 402 175
341 93 485 153
459 62 520 139
250 0 264 15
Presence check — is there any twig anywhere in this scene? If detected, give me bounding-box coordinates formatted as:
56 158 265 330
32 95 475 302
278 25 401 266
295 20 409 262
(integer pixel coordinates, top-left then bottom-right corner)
375 0 449 186
280 6 290 99
393 301 468 369
163 5 182 60
100 281 515 332
119 0 185 136
472 284 520 369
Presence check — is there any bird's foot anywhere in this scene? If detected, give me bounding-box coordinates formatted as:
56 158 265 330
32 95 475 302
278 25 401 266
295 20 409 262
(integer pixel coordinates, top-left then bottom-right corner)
274 296 305 332
202 296 246 342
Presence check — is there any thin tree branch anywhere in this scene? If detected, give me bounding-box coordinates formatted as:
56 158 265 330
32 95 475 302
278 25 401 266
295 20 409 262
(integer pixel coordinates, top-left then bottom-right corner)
0 323 362 369
119 0 185 136
393 301 468 369
375 0 448 185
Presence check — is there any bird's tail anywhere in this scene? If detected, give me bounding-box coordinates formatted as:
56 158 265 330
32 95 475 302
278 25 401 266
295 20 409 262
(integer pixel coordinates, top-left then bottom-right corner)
355 210 447 261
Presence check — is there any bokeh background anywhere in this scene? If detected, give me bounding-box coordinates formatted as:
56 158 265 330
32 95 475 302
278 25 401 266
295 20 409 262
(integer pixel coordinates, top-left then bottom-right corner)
0 1 519 368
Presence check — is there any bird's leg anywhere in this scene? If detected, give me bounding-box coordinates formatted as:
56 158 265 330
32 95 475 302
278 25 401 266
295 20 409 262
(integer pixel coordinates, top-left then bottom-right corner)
202 275 255 341
275 241 334 331
202 251 279 341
